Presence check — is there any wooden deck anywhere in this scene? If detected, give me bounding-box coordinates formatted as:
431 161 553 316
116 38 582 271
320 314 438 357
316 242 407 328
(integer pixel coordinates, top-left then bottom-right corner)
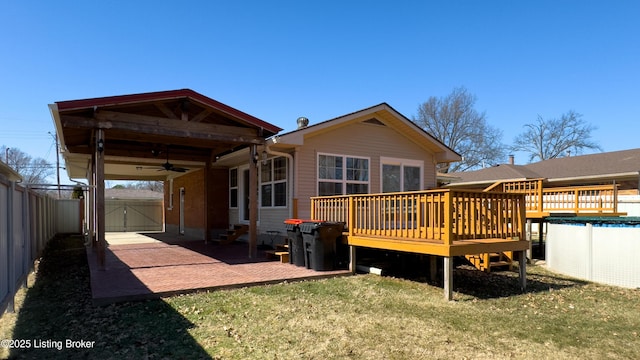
484 179 625 219
311 189 529 300
312 189 529 253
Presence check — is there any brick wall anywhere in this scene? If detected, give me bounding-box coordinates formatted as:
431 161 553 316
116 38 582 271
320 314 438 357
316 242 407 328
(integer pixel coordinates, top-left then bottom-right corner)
164 167 229 237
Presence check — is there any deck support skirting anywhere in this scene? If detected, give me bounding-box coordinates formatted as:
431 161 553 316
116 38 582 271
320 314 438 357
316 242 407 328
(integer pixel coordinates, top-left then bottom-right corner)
444 256 453 301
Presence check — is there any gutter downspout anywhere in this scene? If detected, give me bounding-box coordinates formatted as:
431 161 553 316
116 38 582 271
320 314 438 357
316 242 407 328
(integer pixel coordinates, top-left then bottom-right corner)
265 139 294 219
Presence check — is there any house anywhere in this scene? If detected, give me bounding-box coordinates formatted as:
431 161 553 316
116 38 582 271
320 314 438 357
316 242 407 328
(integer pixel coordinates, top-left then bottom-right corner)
52 90 530 300
168 102 462 242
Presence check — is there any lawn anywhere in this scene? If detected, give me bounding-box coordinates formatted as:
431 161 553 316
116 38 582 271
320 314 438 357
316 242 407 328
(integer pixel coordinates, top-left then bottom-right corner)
1 235 638 359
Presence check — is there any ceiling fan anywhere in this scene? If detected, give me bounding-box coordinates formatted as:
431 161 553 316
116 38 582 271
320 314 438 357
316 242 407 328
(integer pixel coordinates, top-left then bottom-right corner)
146 148 189 173
159 160 189 173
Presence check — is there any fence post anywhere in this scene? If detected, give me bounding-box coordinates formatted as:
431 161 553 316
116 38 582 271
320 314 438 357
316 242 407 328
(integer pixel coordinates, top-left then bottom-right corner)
22 188 30 288
7 182 15 313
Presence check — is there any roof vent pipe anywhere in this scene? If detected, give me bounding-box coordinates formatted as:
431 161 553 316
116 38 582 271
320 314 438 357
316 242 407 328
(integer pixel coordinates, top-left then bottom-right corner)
297 117 309 129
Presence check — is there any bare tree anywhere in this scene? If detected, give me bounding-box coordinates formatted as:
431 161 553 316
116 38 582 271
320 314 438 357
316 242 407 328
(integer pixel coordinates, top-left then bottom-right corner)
413 87 506 173
511 111 602 162
1 145 54 184
131 181 164 192
112 181 164 192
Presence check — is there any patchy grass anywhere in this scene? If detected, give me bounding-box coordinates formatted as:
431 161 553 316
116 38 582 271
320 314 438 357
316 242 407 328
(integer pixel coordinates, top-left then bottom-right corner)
1 236 639 359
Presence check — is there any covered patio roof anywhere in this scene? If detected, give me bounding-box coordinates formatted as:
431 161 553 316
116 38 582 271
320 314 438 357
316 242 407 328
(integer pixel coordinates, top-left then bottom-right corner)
49 89 282 266
49 89 281 181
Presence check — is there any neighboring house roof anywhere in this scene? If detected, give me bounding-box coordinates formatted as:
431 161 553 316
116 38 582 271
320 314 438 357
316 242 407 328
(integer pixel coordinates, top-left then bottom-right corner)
0 160 21 182
447 148 640 187
105 188 164 200
269 103 461 163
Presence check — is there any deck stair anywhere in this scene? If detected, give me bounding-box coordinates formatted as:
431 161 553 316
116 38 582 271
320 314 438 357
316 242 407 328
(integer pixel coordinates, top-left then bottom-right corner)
219 224 249 245
465 251 514 273
265 243 289 263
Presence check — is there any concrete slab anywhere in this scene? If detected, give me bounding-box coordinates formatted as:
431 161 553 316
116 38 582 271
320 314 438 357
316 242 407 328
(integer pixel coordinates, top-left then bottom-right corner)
88 233 351 305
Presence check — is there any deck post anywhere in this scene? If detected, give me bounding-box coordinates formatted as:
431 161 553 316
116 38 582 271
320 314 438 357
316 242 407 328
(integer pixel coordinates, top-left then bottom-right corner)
518 250 527 291
349 245 356 274
444 256 453 301
526 218 532 261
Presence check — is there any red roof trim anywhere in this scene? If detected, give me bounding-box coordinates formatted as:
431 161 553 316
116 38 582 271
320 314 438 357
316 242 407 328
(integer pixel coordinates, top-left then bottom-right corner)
55 89 282 134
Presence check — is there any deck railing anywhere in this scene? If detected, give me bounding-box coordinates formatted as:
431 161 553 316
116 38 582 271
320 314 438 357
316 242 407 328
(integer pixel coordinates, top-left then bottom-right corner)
485 179 619 215
311 189 526 245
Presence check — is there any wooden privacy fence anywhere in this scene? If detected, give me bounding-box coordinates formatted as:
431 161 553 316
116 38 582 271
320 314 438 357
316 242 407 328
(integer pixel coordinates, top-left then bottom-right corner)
486 179 620 216
311 189 526 245
1 176 73 315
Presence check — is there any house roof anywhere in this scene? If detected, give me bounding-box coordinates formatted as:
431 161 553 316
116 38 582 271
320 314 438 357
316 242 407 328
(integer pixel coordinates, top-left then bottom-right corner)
55 89 281 134
447 148 640 187
269 102 461 163
50 89 282 180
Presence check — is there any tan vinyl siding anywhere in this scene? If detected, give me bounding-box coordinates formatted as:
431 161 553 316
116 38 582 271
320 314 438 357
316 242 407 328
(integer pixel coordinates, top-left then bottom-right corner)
257 208 290 233
295 121 437 219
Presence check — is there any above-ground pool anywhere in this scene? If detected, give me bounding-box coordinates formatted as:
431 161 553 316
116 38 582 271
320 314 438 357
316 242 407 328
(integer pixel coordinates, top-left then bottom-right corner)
546 216 640 289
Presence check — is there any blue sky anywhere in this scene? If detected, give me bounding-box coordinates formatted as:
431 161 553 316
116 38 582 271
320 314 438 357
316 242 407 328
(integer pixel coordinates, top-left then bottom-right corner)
1 1 638 184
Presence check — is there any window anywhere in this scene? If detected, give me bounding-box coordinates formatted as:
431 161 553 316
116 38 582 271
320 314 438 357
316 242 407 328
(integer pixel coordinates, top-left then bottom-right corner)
229 168 238 208
318 154 369 196
261 157 287 207
381 157 423 192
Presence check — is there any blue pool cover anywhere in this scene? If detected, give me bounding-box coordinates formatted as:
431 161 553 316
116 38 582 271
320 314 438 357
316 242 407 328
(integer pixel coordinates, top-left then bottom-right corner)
546 216 640 227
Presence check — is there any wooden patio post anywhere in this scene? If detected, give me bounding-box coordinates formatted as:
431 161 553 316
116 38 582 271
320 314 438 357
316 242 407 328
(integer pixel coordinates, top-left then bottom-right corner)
204 157 211 244
248 145 258 258
95 129 106 270
89 152 95 250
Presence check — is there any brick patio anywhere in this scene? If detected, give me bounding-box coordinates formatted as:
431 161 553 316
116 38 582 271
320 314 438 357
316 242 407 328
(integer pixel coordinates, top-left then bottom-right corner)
87 233 351 305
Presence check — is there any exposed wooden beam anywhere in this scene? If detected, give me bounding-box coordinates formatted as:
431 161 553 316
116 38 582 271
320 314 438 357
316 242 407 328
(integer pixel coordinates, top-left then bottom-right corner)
191 109 213 123
155 103 179 119
61 111 264 144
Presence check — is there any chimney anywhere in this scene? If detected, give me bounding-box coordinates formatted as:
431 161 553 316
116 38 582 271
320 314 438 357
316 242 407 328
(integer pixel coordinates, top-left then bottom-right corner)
508 154 514 165
297 117 309 129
